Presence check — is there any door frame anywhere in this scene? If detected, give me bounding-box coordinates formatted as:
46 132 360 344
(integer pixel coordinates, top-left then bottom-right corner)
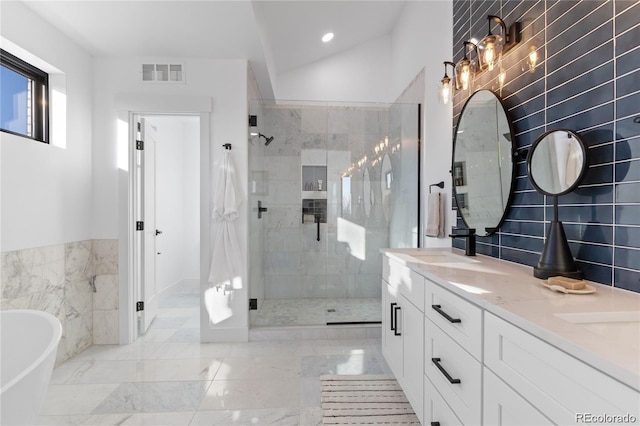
117 94 211 344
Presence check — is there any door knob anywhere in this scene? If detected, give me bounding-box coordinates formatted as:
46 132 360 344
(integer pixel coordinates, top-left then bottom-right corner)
156 229 163 236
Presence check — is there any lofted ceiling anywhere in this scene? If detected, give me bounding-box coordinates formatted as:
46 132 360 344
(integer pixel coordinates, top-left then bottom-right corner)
20 0 407 99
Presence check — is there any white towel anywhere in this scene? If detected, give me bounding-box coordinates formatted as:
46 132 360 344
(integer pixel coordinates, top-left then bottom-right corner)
426 192 444 238
209 151 243 288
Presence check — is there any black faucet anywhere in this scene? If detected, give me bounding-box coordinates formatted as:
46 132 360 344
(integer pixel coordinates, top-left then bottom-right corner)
449 228 476 256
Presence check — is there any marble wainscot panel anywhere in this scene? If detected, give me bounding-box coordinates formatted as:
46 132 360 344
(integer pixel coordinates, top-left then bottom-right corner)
92 239 119 345
1 238 119 364
63 240 95 363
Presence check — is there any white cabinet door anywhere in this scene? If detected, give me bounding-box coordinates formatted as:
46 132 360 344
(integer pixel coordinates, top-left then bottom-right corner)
484 367 553 426
383 281 403 379
425 375 462 426
400 294 424 423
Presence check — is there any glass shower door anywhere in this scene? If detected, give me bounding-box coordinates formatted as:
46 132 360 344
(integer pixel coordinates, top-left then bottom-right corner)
248 100 419 328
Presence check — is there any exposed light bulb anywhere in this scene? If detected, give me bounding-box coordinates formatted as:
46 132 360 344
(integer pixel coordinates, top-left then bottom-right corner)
498 67 506 92
460 63 470 90
322 32 334 43
441 79 451 104
484 41 496 70
527 46 538 73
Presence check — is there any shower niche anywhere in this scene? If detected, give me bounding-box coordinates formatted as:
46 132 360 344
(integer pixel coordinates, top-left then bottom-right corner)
301 165 327 224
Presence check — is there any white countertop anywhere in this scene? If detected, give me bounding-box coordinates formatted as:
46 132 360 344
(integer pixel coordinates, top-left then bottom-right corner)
381 247 640 392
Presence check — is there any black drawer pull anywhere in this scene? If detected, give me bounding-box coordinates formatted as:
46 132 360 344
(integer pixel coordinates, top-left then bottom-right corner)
393 305 402 336
390 302 397 331
432 304 461 323
432 357 461 384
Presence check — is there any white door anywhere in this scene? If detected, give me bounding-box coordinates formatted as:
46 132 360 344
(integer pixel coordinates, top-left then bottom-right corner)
139 118 159 333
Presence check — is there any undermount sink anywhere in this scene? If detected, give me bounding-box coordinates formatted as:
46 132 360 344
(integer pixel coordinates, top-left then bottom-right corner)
554 311 640 324
403 251 476 264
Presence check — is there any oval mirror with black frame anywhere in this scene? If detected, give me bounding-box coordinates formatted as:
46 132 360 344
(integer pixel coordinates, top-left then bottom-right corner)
452 89 515 236
527 129 588 280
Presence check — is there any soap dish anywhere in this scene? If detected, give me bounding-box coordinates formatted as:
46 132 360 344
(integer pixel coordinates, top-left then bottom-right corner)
540 281 596 294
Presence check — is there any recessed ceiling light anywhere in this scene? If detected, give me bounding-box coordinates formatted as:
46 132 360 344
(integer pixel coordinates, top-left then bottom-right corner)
322 32 334 43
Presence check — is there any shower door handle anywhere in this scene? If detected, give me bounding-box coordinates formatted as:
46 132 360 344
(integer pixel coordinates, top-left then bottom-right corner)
316 215 320 241
257 200 268 219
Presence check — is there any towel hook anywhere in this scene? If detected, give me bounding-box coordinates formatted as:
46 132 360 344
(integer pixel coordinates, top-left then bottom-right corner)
429 181 445 193
222 143 232 150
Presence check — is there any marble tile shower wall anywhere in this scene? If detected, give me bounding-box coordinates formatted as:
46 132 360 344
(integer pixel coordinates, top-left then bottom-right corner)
452 0 640 292
1 239 119 364
260 105 389 299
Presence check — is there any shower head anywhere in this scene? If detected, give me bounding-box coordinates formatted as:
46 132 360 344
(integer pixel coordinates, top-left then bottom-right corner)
259 133 275 146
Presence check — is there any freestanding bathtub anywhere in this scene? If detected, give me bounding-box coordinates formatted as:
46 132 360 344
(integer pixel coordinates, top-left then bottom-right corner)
1 309 62 425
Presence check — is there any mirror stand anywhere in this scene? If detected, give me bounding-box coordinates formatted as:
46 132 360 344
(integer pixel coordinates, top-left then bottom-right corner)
534 196 583 280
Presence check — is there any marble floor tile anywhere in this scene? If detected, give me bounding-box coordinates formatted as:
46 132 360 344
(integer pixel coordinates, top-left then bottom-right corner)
131 358 222 382
300 353 384 377
83 411 196 425
149 316 191 329
152 341 233 359
166 327 200 342
40 384 120 415
91 381 211 414
70 342 166 361
227 340 305 357
299 406 323 426
214 356 302 381
190 408 300 425
299 377 321 407
50 359 139 384
36 415 89 425
39 279 388 425
199 379 300 410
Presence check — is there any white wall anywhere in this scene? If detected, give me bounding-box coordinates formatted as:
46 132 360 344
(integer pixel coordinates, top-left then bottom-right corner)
274 36 391 103
91 56 250 341
148 116 200 294
1 1 93 251
389 0 454 248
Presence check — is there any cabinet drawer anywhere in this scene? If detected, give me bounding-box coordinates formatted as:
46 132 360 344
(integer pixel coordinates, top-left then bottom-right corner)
485 312 640 425
424 375 463 426
484 367 552 425
384 256 424 312
425 317 482 425
425 279 482 360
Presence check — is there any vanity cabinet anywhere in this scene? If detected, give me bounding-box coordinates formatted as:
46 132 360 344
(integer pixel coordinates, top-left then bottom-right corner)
381 250 640 426
484 312 639 425
382 257 425 423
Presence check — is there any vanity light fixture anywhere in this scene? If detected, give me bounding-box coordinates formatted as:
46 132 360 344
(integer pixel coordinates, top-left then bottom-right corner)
439 61 457 104
477 15 522 72
455 41 478 92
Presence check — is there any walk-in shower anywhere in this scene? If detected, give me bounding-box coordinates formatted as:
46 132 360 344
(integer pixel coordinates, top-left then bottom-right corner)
248 100 420 327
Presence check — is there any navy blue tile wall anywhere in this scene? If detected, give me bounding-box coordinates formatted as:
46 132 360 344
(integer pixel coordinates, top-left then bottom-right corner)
451 0 640 292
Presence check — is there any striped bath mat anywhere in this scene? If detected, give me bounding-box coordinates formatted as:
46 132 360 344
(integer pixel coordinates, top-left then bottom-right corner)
321 374 420 425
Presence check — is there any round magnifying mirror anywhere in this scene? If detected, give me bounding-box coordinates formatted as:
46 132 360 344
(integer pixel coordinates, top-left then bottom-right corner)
528 129 587 196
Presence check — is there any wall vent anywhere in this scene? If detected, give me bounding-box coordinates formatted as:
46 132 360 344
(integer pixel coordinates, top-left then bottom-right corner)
141 63 185 83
